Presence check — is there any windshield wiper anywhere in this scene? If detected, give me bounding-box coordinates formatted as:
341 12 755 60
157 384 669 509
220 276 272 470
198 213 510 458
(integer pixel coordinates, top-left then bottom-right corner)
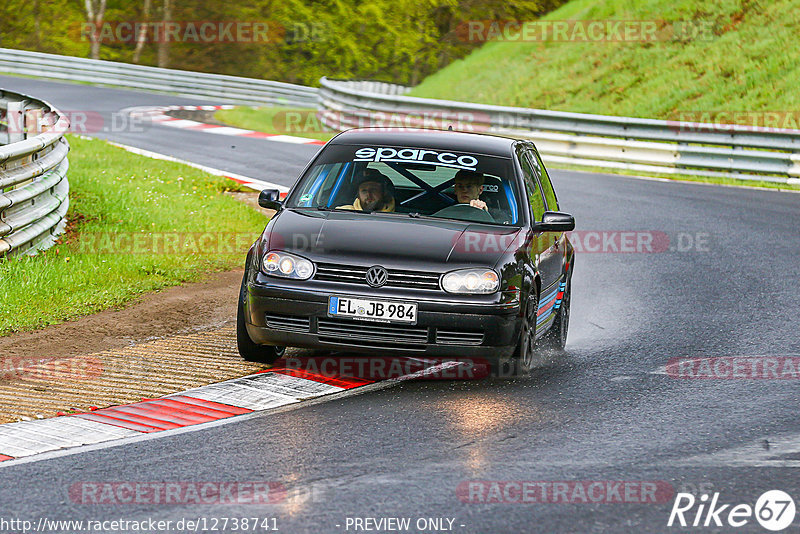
314 205 373 214
315 206 353 212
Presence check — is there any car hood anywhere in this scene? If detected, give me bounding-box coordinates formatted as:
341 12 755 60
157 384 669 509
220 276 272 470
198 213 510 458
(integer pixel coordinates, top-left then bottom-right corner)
266 209 521 268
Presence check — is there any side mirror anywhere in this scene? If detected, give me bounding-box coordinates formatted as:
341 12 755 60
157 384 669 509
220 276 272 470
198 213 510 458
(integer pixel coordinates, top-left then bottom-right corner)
533 211 575 232
258 189 283 211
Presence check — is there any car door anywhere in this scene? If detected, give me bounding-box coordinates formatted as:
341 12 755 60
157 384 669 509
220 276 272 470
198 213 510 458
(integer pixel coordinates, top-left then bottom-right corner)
522 147 562 315
516 146 553 302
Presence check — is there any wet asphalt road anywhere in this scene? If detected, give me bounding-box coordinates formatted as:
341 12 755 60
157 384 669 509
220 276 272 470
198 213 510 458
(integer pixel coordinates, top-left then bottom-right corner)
2 75 800 533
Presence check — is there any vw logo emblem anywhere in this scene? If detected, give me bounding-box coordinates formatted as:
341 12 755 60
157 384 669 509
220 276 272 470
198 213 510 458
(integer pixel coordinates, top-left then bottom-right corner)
365 266 388 287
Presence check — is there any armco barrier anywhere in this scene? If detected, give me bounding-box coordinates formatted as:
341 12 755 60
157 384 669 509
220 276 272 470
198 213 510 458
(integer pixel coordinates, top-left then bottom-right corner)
3 48 799 183
318 78 800 184
0 89 70 256
0 48 318 108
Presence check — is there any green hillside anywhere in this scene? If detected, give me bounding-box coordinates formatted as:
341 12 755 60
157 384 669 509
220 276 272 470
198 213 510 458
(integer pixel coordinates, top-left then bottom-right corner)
410 0 800 122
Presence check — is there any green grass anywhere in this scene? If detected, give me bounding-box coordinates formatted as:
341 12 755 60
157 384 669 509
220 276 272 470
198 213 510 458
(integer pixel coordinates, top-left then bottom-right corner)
214 106 337 142
410 0 800 122
0 135 268 335
405 0 800 189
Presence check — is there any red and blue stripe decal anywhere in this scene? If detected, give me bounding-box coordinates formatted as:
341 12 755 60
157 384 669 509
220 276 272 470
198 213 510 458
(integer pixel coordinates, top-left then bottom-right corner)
537 279 567 325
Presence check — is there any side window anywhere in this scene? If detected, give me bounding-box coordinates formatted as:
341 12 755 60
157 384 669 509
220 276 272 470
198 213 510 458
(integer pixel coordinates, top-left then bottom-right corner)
518 150 545 222
527 150 558 211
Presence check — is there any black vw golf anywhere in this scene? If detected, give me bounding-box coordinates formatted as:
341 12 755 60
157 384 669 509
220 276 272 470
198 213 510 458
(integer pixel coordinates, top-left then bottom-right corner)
237 129 575 373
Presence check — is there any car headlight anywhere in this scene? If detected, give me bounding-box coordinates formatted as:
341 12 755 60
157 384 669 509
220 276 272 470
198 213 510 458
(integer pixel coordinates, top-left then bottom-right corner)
441 269 500 294
263 251 315 280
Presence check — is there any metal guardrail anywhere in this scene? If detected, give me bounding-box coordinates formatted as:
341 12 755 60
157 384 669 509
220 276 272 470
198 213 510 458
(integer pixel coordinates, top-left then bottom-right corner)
0 89 70 256
319 78 800 184
0 48 319 108
2 49 798 183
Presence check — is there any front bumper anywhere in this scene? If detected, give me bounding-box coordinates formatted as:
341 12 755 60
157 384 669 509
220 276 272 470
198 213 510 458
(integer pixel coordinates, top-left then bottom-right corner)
244 277 522 359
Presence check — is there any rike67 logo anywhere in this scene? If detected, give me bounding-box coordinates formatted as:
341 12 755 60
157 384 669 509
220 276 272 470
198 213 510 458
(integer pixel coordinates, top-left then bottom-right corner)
668 490 796 531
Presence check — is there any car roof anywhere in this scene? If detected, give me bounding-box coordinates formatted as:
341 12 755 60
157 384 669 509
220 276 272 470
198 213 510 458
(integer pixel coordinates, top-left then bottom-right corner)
328 128 517 157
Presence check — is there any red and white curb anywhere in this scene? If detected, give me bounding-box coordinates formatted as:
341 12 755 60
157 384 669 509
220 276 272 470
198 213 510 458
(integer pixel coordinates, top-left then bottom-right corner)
127 105 325 145
0 360 462 465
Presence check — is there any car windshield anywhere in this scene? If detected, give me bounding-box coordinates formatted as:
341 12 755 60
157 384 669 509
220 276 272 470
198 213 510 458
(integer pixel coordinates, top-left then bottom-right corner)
285 143 522 225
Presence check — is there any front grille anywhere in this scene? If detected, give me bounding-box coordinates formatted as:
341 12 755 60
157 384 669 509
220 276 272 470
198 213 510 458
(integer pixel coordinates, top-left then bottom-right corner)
317 317 429 349
388 268 442 290
265 313 310 333
314 263 441 290
436 329 484 345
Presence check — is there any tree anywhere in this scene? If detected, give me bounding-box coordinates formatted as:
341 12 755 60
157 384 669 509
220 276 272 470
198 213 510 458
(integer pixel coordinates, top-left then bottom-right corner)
133 0 152 63
82 0 107 59
157 0 172 67
2 0 568 86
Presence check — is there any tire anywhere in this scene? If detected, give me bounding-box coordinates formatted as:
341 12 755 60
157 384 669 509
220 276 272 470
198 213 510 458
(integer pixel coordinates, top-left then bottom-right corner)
540 275 571 350
510 291 539 375
237 273 286 364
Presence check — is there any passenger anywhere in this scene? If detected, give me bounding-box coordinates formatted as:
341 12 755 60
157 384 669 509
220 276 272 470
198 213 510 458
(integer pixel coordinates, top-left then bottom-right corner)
337 169 395 212
453 169 488 211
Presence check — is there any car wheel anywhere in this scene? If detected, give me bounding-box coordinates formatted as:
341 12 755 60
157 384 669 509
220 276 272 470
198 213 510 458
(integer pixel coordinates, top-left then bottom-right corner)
540 275 571 350
237 274 286 364
511 291 539 374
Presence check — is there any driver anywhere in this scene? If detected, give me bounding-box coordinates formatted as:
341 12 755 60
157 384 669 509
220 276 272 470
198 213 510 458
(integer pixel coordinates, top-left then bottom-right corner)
337 169 395 212
453 170 488 211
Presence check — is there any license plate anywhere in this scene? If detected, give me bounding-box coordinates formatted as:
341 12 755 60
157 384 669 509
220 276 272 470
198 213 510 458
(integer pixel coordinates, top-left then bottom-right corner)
328 296 417 324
